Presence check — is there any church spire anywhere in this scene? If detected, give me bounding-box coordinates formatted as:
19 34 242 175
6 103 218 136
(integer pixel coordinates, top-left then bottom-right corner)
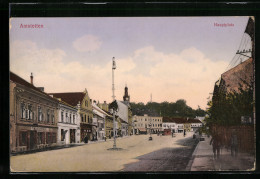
123 84 130 102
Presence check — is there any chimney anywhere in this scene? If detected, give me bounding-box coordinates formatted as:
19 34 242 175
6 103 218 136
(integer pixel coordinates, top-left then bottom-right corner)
30 73 33 85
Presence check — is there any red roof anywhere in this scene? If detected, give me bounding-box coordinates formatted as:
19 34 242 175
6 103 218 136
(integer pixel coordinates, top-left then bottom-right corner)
48 92 85 106
187 118 202 123
10 71 58 102
162 117 202 124
221 58 253 93
163 117 187 124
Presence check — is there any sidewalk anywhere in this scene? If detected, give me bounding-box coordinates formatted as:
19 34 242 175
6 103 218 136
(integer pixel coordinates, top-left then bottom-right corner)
11 135 130 156
190 135 255 171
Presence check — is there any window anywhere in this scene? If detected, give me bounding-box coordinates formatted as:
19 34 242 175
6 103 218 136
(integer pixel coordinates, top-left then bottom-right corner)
47 132 52 144
52 133 56 143
81 115 83 122
61 111 64 122
28 104 33 120
38 106 42 122
51 111 54 124
38 132 45 144
69 114 72 123
88 116 90 123
47 109 50 123
73 115 75 124
19 131 27 146
84 115 86 122
61 129 65 141
145 119 147 121
65 113 68 123
20 103 25 119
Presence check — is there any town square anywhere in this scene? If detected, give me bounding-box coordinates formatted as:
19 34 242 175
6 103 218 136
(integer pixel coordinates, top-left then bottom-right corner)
9 16 255 172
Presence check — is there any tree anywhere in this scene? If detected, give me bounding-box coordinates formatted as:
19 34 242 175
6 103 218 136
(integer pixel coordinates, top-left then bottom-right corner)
206 77 253 126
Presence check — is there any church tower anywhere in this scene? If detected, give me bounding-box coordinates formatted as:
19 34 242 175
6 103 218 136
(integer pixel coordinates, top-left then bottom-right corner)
123 85 130 102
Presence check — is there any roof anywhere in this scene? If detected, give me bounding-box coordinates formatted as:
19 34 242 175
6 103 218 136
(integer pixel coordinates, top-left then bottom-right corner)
48 92 85 106
187 118 202 123
116 100 129 123
10 72 58 102
221 58 253 93
92 102 112 118
162 117 198 124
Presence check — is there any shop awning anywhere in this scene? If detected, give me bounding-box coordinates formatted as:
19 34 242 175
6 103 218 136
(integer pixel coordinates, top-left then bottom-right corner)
138 128 147 132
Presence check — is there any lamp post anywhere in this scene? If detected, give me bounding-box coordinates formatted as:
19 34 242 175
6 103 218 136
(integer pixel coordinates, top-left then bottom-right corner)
149 116 152 141
112 57 117 149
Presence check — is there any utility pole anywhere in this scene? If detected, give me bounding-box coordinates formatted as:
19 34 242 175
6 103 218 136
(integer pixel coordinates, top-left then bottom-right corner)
112 57 117 149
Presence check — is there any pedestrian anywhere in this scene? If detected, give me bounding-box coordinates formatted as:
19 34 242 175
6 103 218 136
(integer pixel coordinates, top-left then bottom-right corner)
210 133 221 159
183 130 186 137
104 136 106 141
84 135 88 143
230 130 238 157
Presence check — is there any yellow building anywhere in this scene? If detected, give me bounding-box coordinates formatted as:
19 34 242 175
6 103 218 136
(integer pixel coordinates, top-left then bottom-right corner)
105 115 113 138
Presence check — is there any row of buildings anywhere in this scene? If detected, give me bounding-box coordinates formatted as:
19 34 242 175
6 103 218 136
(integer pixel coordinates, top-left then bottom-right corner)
9 71 203 153
133 115 203 135
9 72 133 153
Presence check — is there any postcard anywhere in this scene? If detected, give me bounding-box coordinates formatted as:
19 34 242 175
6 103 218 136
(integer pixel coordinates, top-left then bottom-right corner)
9 14 255 172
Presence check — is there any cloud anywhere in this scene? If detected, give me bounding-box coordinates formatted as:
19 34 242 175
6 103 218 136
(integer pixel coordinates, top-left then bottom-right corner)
113 46 228 109
10 40 134 102
10 40 228 110
72 35 102 52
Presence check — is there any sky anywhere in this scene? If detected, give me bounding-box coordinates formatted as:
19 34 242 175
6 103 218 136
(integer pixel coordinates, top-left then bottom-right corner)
10 17 250 110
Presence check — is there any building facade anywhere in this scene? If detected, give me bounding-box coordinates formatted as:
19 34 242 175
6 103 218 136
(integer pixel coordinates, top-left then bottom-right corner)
133 114 162 134
49 89 94 142
162 117 177 134
55 99 80 145
10 72 59 153
92 101 108 140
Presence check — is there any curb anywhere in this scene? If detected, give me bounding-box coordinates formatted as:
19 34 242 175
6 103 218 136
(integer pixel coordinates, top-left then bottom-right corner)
185 139 200 171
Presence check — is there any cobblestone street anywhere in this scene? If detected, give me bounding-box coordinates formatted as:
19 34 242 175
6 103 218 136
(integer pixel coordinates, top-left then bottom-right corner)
10 132 196 172
123 136 198 171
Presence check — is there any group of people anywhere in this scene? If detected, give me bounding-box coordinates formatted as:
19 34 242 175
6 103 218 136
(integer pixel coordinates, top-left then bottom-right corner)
210 130 238 159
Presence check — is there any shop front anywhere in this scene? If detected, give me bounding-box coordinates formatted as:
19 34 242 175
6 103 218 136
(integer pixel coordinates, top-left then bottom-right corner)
15 124 57 152
80 123 92 142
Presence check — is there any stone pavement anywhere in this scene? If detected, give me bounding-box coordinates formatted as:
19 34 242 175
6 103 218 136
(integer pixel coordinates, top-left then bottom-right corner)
190 135 255 171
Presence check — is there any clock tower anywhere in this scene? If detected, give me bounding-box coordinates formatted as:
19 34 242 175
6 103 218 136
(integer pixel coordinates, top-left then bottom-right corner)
123 85 130 102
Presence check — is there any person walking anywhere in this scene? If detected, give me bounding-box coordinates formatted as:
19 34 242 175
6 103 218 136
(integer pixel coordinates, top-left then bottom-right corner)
210 133 221 159
84 135 88 143
231 131 238 157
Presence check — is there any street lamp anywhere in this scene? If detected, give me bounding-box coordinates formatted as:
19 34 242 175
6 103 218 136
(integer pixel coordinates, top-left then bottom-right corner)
149 116 152 141
112 57 117 149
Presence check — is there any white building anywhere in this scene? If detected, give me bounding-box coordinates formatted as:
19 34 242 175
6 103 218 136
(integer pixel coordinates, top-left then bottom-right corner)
92 101 106 140
116 100 130 136
55 99 80 145
188 118 203 132
162 117 177 133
